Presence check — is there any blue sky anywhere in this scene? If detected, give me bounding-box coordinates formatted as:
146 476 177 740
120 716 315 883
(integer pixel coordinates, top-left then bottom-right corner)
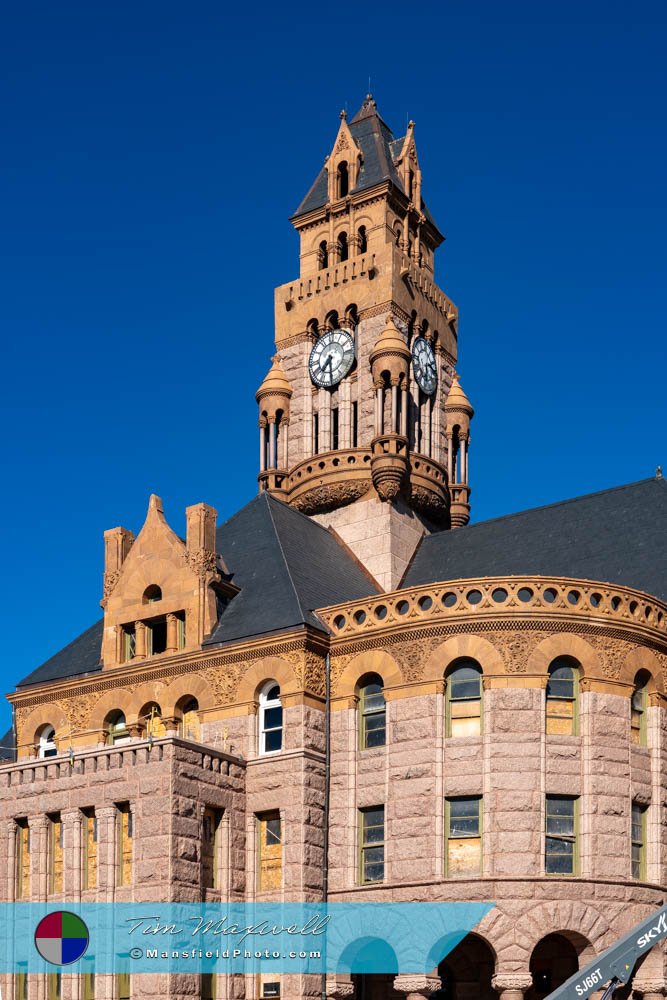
1 1 666 731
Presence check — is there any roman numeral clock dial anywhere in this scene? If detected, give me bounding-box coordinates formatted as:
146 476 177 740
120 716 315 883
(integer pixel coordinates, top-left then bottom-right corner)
411 336 438 395
308 329 356 388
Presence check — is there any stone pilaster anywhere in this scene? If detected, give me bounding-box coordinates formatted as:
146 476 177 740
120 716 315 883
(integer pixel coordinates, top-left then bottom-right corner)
28 815 49 902
5 820 16 902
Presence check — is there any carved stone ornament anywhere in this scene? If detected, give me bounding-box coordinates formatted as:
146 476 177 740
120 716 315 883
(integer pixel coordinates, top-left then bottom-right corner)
410 484 448 523
598 636 632 680
390 637 442 682
485 630 550 673
101 569 121 606
492 974 534 994
393 975 442 997
326 983 355 999
186 548 219 582
291 481 371 515
632 981 667 996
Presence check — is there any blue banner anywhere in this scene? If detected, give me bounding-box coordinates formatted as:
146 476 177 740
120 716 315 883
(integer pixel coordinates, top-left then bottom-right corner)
2 902 494 974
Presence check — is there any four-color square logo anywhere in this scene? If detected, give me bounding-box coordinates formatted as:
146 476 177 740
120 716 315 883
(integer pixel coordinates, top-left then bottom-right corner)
34 911 89 965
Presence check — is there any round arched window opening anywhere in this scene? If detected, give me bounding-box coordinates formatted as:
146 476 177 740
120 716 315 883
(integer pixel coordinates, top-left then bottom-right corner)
38 725 57 759
358 673 386 749
106 711 130 746
143 585 162 604
445 659 482 737
546 657 579 736
259 682 283 755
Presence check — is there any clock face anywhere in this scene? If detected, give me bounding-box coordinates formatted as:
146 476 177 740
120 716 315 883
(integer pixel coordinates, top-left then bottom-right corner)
411 336 437 395
309 329 356 388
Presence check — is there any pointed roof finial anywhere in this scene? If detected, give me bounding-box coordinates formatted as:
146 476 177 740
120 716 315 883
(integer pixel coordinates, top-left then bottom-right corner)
340 108 347 120
657 465 663 480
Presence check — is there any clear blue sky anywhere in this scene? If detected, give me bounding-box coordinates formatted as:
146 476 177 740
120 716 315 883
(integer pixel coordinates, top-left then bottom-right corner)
1 1 666 731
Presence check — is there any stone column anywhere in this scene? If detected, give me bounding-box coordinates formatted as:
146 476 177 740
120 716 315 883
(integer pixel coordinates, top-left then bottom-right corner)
259 420 266 472
268 417 276 468
135 621 147 659
5 820 16 902
96 806 118 901
492 974 534 1000
393 974 442 999
28 815 49 901
61 809 83 899
166 613 178 654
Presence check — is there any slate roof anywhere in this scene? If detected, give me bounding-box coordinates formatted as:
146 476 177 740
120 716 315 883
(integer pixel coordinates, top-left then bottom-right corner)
293 96 442 235
203 492 377 646
404 477 667 601
17 619 104 689
0 727 15 762
15 493 377 690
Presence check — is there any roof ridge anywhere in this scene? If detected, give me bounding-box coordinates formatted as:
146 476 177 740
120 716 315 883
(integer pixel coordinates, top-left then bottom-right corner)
263 494 309 623
463 477 664 532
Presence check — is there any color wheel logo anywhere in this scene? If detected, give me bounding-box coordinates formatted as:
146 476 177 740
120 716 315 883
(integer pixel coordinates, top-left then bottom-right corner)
34 911 90 965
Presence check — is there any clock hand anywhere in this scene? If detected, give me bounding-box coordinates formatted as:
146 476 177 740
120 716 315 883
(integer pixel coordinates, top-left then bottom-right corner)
322 355 334 377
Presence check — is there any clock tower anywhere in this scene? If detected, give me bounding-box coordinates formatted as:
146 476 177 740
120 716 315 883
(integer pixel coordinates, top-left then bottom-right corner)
256 95 474 590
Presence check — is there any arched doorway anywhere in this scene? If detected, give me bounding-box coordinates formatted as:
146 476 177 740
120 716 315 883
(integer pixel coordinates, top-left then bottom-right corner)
435 933 495 1000
351 974 395 999
527 933 581 1000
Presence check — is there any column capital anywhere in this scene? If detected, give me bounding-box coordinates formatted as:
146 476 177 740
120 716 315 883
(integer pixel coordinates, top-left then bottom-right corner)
633 981 667 997
60 808 84 825
393 974 442 998
325 981 354 999
96 806 118 821
28 815 49 831
492 974 533 996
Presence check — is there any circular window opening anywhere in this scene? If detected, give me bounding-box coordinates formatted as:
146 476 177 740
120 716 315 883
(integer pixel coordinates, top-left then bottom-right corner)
374 605 388 621
590 593 602 608
629 600 639 616
567 590 581 605
492 588 508 604
466 590 483 605
542 587 558 604
442 592 457 609
333 614 346 630
611 595 622 611
396 600 410 616
418 595 433 611
354 609 367 625
517 587 534 603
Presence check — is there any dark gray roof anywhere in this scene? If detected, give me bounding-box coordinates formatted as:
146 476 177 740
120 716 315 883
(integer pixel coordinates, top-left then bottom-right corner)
17 619 104 689
204 492 377 645
293 96 442 235
404 477 667 601
16 493 377 689
0 727 15 762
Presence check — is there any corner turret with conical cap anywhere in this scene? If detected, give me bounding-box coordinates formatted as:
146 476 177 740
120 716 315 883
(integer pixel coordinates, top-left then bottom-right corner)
445 373 474 527
257 97 474 590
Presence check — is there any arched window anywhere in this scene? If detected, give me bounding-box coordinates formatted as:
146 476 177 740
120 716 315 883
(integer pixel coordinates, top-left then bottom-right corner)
142 702 165 739
318 240 328 270
38 725 57 759
338 231 349 262
143 585 162 604
631 673 649 746
106 711 130 746
445 660 482 737
337 161 349 198
394 225 402 247
180 698 201 741
357 225 368 253
359 674 386 749
546 658 579 735
259 682 283 755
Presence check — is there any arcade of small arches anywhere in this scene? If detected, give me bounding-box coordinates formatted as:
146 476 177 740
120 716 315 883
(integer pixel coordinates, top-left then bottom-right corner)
326 914 666 1000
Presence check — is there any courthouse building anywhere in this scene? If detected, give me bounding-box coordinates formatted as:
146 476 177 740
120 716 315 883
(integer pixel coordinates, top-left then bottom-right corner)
1 95 667 1000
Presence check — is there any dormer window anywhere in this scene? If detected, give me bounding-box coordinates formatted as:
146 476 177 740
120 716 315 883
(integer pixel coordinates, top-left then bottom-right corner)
38 725 57 759
337 161 349 198
143 585 162 604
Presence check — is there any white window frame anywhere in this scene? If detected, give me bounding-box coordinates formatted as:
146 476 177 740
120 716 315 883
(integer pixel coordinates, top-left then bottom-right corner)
39 726 57 758
258 682 283 756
